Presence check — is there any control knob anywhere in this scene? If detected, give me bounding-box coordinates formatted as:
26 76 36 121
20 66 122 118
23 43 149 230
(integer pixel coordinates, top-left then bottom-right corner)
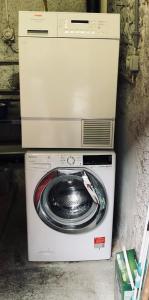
67 156 75 166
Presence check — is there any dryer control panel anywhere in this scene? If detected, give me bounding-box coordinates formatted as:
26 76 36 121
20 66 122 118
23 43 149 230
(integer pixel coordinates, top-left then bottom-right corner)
58 13 120 38
19 11 120 39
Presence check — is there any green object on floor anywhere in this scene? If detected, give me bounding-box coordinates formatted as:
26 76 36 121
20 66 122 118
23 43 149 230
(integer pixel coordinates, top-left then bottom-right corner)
115 249 138 300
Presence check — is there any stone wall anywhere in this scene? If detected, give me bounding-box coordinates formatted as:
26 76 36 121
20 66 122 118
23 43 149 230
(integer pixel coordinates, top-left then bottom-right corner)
0 0 86 90
109 0 140 79
1 0 149 255
114 0 149 255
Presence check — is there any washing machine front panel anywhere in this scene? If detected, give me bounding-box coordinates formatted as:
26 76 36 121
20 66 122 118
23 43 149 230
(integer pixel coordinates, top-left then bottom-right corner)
25 151 115 261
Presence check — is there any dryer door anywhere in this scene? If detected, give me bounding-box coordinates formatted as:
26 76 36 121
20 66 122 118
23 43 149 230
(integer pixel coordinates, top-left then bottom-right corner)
34 168 107 233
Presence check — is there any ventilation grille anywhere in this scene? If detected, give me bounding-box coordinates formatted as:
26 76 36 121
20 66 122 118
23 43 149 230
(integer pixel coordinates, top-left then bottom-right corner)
82 119 114 148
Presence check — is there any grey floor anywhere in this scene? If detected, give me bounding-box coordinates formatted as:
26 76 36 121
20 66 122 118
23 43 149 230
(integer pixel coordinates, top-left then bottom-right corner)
0 164 114 300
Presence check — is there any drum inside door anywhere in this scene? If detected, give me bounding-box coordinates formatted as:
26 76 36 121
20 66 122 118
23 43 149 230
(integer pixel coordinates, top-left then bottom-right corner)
34 168 108 233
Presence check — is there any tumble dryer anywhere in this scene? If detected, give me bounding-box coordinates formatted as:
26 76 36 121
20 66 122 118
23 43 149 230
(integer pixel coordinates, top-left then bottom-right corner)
19 12 120 149
25 151 115 261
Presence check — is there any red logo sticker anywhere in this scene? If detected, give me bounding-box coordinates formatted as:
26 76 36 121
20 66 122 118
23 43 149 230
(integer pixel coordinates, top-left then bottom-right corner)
94 237 105 248
34 14 43 17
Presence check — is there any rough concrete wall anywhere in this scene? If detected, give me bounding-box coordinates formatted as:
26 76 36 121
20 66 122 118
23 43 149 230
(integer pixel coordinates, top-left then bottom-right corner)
109 0 139 79
114 0 149 255
0 0 86 90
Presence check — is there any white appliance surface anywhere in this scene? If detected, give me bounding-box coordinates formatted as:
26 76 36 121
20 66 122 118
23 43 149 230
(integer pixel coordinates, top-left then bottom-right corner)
25 150 115 261
19 12 120 149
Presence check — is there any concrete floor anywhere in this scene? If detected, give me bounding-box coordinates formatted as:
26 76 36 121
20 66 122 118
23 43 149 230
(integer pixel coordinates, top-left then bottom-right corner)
0 164 115 300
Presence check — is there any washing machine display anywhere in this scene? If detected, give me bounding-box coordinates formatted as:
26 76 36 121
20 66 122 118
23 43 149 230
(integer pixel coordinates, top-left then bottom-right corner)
34 168 107 233
25 151 115 261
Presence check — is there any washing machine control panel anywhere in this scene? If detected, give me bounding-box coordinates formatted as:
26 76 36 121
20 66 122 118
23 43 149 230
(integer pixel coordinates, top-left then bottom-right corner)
26 153 113 170
60 155 82 167
26 153 83 169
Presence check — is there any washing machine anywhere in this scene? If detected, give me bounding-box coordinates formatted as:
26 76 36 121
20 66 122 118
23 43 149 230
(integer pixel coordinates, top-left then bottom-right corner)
19 11 120 149
25 151 115 261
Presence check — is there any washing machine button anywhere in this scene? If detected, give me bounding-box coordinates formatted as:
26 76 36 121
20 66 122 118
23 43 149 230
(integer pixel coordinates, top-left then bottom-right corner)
67 156 75 165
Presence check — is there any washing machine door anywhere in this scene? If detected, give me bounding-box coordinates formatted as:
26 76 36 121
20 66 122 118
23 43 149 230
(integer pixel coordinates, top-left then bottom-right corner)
34 168 107 233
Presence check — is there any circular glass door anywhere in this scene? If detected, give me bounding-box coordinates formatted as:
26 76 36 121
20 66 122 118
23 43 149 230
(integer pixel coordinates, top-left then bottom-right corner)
34 168 107 233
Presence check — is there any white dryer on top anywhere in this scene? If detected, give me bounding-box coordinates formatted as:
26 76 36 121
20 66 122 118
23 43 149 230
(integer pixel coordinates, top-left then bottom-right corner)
19 12 120 149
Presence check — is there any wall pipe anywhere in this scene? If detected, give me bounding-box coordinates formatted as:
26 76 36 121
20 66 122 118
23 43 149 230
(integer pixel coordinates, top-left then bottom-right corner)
134 0 139 49
5 0 9 24
43 0 48 11
86 0 100 12
0 61 19 65
100 0 107 13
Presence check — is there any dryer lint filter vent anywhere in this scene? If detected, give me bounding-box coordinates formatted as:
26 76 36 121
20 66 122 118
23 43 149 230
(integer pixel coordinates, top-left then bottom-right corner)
82 119 114 148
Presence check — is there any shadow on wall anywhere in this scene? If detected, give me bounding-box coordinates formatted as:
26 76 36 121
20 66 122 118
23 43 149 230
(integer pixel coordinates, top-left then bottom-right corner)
113 78 129 244
113 69 149 250
112 0 149 252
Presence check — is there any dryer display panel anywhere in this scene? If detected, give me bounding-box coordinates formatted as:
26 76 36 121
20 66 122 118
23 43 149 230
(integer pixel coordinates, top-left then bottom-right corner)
34 167 107 233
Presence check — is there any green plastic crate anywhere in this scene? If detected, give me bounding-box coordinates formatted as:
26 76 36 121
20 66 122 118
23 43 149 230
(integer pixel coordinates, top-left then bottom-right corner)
115 249 138 300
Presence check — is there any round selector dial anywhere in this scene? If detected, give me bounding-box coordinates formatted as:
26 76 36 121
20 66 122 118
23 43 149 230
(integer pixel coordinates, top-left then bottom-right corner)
67 156 75 166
